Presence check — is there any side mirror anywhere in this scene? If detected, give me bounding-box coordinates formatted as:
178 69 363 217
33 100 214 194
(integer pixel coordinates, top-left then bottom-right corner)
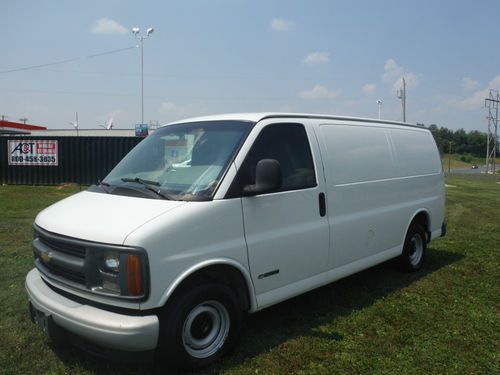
243 159 282 196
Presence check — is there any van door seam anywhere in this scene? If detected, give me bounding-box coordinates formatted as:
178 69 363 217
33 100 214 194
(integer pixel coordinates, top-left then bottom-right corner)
311 122 332 269
239 196 257 301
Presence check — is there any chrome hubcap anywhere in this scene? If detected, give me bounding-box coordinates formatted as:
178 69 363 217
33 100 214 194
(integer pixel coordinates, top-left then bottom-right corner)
182 300 230 359
409 233 424 266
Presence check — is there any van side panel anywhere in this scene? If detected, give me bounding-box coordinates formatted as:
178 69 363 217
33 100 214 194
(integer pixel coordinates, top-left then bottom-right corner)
390 128 445 236
319 125 399 185
389 129 442 176
317 123 444 270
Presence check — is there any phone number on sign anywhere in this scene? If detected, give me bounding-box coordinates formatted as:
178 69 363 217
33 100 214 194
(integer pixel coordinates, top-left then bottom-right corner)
11 156 57 163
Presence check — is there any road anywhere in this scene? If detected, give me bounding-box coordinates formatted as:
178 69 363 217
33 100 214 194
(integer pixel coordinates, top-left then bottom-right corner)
447 165 500 175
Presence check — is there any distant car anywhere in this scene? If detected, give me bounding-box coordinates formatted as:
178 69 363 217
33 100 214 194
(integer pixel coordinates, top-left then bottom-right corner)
471 164 478 169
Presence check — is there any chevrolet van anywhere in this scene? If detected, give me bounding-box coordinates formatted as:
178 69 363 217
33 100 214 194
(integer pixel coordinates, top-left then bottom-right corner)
26 113 446 370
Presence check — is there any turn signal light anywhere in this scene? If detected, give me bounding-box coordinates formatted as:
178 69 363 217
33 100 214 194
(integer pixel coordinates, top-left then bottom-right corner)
126 255 142 296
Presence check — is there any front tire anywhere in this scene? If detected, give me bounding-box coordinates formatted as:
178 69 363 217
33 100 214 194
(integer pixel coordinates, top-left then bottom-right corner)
398 223 427 271
157 283 242 371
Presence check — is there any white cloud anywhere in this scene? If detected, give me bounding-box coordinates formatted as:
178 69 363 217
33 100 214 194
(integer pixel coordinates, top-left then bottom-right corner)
462 77 479 92
451 89 488 111
382 58 418 91
486 74 500 89
299 85 340 100
382 59 402 84
270 18 295 31
362 84 376 94
91 17 128 35
452 74 500 111
303 52 330 65
393 74 418 91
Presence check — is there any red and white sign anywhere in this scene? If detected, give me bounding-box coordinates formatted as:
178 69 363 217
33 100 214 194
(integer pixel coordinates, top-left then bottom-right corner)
8 140 59 166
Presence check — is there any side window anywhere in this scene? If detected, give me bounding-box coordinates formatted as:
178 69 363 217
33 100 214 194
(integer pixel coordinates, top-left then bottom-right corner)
239 123 317 192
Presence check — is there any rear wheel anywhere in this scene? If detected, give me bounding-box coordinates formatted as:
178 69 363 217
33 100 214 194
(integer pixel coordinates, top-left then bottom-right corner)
398 223 427 271
157 283 242 371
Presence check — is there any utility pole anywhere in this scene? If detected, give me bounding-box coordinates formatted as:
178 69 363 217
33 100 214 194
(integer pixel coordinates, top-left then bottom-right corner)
485 89 499 174
19 118 28 124
397 77 407 122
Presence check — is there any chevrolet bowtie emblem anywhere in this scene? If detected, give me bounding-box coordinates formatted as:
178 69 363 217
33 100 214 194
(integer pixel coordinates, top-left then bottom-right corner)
40 251 52 263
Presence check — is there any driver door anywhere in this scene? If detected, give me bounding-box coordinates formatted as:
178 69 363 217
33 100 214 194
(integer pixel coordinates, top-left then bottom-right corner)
237 122 330 306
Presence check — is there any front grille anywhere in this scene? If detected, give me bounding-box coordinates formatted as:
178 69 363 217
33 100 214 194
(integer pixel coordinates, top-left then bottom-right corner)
43 262 86 284
33 226 88 287
38 235 86 258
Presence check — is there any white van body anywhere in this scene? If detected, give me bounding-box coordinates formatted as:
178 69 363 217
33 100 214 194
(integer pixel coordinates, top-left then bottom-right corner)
26 113 445 367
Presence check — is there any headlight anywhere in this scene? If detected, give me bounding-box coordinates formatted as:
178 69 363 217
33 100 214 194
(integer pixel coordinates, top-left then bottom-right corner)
104 251 120 272
33 225 149 301
89 249 147 298
98 250 121 294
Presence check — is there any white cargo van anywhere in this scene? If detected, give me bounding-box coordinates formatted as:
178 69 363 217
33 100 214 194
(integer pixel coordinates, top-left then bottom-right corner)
26 113 445 370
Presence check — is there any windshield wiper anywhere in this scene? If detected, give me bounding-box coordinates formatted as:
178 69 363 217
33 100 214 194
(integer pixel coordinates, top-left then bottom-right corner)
121 177 174 200
96 180 111 193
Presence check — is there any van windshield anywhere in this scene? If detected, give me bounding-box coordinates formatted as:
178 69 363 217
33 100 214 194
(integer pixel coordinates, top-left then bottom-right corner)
102 121 253 201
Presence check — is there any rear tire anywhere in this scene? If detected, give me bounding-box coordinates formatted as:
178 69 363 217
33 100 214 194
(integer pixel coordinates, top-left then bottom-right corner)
398 223 426 272
157 283 242 371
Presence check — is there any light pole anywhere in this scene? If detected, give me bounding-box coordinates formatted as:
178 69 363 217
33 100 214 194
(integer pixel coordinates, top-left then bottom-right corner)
376 100 382 119
132 26 154 125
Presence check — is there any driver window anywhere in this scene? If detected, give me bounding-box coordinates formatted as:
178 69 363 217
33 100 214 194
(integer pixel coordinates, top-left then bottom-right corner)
240 123 317 192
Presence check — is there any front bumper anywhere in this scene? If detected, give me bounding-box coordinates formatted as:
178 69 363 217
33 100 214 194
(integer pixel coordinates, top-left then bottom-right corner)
25 268 159 352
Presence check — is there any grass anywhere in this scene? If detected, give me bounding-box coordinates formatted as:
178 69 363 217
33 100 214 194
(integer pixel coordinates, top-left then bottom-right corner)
441 154 500 170
0 177 499 374
441 156 472 170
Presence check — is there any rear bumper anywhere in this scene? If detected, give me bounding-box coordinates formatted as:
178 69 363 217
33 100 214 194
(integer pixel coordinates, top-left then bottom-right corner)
25 268 159 352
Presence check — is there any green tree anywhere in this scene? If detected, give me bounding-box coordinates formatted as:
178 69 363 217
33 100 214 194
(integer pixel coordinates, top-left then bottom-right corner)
453 129 468 154
467 131 487 157
426 124 489 157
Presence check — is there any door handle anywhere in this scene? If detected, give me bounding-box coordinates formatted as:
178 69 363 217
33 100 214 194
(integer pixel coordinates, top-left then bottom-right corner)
318 192 326 217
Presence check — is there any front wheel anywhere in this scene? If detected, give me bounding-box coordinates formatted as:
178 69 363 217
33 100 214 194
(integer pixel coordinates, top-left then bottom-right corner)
397 223 427 272
157 283 242 371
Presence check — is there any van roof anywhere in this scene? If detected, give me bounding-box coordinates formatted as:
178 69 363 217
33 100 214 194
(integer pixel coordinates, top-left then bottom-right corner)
166 113 423 129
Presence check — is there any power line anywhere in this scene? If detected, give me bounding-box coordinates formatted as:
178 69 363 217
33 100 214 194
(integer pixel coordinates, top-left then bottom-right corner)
0 46 137 75
1 65 340 83
87 47 137 58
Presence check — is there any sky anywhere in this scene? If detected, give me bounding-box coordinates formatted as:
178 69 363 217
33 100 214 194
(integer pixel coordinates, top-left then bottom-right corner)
1 0 499 131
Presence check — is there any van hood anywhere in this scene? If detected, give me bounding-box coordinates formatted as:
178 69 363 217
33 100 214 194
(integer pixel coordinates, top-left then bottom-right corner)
35 190 185 245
